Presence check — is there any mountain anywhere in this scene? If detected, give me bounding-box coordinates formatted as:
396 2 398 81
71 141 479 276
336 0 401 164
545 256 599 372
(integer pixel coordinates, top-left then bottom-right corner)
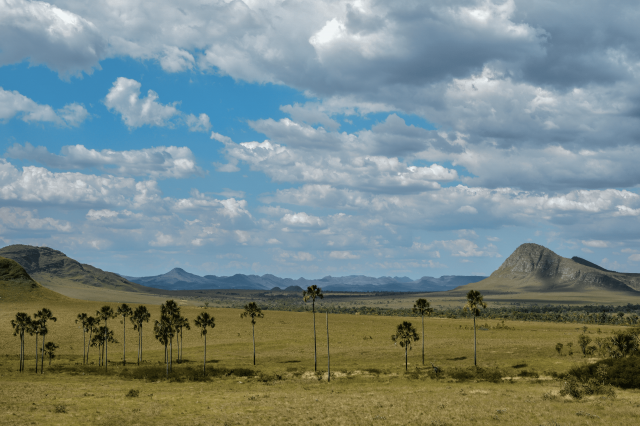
455 243 640 294
0 245 149 293
0 257 69 303
124 270 486 292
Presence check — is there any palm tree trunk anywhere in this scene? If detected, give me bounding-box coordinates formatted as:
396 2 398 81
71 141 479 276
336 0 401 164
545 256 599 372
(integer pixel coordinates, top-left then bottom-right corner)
20 332 24 372
252 323 256 366
123 317 126 365
35 333 38 373
105 322 108 371
405 345 408 371
170 338 173 373
326 312 330 382
203 332 207 376
165 344 169 377
473 315 477 366
422 315 425 366
41 333 45 374
83 328 86 365
313 302 317 371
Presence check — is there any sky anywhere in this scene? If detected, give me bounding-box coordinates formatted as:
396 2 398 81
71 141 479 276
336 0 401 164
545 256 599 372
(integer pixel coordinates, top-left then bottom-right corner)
2 0 640 279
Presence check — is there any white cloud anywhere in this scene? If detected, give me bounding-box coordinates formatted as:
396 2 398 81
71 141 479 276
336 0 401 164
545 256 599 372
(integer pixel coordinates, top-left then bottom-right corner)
281 212 325 227
0 207 71 232
582 240 610 248
280 251 315 261
329 250 360 259
436 239 500 258
0 87 88 126
457 205 478 214
159 46 195 73
629 254 640 262
104 77 210 131
0 0 106 77
6 143 202 179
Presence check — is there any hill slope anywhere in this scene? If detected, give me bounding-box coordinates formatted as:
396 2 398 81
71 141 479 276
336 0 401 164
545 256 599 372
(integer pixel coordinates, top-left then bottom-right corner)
456 243 640 294
0 245 149 294
0 257 69 303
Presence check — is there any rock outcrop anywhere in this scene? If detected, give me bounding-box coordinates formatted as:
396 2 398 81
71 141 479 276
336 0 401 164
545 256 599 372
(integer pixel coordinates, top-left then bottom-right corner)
457 243 640 293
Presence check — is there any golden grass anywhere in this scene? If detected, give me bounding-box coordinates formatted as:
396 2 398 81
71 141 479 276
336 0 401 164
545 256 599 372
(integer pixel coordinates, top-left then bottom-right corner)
2 299 640 425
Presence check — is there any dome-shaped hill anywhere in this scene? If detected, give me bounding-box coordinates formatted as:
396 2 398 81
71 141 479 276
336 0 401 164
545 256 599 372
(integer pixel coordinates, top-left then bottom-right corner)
454 243 640 294
0 257 69 303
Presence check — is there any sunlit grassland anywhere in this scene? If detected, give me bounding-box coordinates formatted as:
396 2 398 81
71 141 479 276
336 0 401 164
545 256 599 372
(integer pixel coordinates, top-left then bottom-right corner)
2 299 640 425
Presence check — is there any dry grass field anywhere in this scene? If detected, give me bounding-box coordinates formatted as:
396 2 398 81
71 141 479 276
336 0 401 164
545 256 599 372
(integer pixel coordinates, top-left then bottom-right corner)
2 297 640 425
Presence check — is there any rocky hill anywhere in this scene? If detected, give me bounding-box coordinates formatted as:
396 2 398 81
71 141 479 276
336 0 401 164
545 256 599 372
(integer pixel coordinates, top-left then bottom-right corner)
456 243 640 294
0 257 69 303
0 245 148 293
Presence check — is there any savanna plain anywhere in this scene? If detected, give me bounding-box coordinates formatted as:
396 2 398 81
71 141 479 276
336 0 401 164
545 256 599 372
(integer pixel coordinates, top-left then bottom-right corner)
3 296 640 426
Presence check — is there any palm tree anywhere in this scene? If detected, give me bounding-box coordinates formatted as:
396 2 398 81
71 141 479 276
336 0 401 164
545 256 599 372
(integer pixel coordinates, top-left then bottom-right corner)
96 306 115 371
85 316 98 364
92 326 117 366
303 285 323 371
75 313 89 364
34 308 56 374
194 312 216 375
130 306 151 365
412 298 433 366
11 312 31 372
116 304 133 365
43 342 59 366
463 290 487 366
175 315 190 362
391 321 419 371
240 302 264 366
161 300 180 372
153 316 175 377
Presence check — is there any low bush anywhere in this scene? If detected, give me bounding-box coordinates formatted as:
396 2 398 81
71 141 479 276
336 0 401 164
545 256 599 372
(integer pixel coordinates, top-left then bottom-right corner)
568 356 640 389
446 366 504 383
517 369 540 379
125 389 139 398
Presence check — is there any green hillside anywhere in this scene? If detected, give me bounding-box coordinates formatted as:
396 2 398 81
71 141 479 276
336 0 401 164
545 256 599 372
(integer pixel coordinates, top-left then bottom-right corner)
0 257 69 303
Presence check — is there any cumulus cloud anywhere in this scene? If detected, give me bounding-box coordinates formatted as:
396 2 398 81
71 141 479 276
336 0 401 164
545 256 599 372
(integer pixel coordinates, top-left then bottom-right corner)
281 212 325 227
0 0 106 77
104 77 210 131
6 143 202 179
0 87 88 126
0 207 71 232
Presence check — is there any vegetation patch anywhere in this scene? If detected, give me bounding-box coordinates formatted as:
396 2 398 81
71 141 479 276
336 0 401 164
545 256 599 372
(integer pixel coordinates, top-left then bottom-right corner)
568 356 640 389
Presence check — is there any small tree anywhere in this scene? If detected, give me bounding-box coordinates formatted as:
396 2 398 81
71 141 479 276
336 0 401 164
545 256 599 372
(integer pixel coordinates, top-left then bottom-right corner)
555 343 564 356
154 316 175 377
303 285 323 371
194 312 216 375
85 316 98 364
578 334 592 357
175 315 190 362
161 300 181 372
43 342 59 366
240 302 264 366
463 290 487 366
392 321 419 371
412 298 433 365
116 304 133 365
130 306 150 365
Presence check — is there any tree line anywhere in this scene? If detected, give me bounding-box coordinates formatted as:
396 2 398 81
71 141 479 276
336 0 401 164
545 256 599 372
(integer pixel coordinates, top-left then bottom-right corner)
9 288 491 376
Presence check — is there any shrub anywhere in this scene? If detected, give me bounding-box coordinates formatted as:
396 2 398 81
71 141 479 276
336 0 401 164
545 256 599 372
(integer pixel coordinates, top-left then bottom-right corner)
568 357 640 389
517 369 539 379
54 405 67 413
446 366 504 383
126 389 139 398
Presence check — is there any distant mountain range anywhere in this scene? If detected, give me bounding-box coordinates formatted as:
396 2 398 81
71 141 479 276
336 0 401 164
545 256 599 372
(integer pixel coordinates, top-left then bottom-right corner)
123 268 487 292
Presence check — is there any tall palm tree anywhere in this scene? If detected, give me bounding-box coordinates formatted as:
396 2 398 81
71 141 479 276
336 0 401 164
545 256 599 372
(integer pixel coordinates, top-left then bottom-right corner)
11 312 31 372
412 298 433 366
75 313 89 365
130 305 150 365
303 285 323 371
116 304 133 365
97 306 115 371
463 290 487 366
34 308 56 374
153 316 174 377
175 315 190 362
240 302 264 366
194 312 215 376
161 300 180 372
391 321 419 371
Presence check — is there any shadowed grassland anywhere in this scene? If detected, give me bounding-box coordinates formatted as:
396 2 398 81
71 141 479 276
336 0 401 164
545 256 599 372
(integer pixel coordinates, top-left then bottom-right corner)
2 299 640 424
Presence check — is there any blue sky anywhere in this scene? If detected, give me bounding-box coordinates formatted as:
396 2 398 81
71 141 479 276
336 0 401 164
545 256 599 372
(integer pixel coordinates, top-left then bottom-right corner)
2 0 640 279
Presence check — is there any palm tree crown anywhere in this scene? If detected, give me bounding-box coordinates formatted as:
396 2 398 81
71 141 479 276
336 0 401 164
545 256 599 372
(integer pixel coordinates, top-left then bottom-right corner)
392 321 419 371
194 312 216 375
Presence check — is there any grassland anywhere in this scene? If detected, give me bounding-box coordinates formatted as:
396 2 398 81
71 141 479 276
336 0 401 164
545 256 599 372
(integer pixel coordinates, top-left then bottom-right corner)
2 297 640 425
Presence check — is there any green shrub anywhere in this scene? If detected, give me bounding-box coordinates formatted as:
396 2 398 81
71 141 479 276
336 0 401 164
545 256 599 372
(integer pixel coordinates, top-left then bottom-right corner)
125 389 139 398
517 369 539 379
568 356 640 389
